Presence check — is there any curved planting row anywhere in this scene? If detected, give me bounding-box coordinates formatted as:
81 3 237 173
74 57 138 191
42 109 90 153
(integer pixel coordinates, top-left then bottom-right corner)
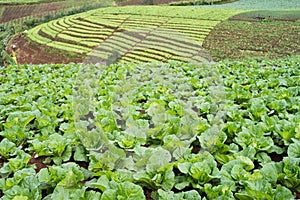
23 6 245 64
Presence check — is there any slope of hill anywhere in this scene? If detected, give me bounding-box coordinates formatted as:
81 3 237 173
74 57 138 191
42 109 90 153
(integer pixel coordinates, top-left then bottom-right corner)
8 6 245 64
199 0 300 9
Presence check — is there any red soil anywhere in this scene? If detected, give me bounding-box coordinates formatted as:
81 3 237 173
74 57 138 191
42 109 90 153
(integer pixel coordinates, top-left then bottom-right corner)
6 33 84 64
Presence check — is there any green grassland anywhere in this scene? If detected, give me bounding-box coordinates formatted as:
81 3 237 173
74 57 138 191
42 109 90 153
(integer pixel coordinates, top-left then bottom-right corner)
25 6 245 63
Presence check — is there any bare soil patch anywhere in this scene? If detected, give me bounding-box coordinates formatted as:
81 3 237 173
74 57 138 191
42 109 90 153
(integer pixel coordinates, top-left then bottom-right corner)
7 33 84 64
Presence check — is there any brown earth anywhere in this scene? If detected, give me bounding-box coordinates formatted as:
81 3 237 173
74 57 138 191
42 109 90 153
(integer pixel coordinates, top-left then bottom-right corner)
6 33 84 64
28 152 51 173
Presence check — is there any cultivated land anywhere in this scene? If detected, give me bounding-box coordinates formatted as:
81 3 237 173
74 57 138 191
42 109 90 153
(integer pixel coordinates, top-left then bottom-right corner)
10 6 245 64
0 57 300 199
199 0 300 9
203 10 300 61
0 0 46 3
8 6 300 63
0 0 112 24
1 0 300 199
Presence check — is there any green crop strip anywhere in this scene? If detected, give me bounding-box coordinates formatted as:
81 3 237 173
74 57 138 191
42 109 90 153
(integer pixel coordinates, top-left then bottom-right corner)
25 6 246 64
0 57 299 198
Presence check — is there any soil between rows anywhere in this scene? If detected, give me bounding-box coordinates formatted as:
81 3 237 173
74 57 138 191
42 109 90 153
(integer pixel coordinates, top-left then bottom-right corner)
7 33 84 64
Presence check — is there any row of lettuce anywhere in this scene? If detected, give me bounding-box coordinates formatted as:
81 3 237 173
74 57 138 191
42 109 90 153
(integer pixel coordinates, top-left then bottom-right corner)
0 57 299 199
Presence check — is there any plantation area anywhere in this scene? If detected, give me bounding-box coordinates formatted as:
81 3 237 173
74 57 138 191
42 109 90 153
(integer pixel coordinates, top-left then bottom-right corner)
12 6 242 64
0 0 47 4
0 0 300 199
0 0 112 24
199 0 300 9
6 5 300 64
203 18 300 61
0 57 300 199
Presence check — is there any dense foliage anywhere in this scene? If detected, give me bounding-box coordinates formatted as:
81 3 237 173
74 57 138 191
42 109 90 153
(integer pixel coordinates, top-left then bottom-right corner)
0 57 299 199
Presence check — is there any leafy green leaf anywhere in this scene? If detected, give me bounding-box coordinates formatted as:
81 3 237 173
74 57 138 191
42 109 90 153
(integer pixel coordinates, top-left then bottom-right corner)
287 138 300 158
274 185 294 200
51 186 86 200
146 147 172 172
0 138 17 159
116 182 145 200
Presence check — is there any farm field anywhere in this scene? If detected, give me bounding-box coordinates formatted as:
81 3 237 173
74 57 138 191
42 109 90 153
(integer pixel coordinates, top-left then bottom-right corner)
117 0 226 6
9 6 300 64
202 9 300 61
203 18 300 61
0 57 300 199
1 0 300 199
199 0 300 9
9 6 245 64
8 6 243 64
0 0 112 24
0 0 46 4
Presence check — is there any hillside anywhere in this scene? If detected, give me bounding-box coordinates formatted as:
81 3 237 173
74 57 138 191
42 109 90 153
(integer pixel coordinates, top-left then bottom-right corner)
8 6 244 64
7 5 300 64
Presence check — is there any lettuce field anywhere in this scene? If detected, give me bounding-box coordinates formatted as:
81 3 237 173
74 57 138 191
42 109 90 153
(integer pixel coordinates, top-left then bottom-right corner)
1 0 300 199
0 57 299 199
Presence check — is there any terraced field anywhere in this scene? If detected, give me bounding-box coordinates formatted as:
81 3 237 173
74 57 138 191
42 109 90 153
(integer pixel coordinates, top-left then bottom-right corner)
16 6 244 64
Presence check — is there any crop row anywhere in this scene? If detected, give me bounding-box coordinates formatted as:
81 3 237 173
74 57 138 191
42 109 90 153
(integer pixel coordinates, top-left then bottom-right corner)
95 6 244 21
26 7 237 63
0 57 299 199
0 0 113 25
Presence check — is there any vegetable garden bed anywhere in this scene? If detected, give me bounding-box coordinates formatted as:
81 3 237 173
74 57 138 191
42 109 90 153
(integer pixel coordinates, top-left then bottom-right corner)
0 57 299 199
